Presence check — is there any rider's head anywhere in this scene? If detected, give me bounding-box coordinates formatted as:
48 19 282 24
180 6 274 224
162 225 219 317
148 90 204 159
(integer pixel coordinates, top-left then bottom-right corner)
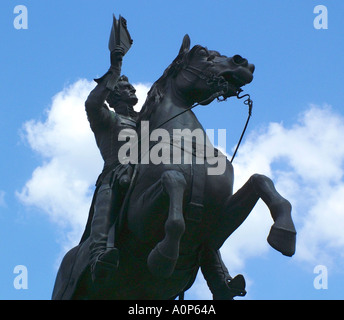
106 75 138 115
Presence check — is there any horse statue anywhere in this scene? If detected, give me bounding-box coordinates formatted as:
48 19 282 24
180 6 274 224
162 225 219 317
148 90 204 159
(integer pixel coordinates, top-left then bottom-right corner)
52 34 296 300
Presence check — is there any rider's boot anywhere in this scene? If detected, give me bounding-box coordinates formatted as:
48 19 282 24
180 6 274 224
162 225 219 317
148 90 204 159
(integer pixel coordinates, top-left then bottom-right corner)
89 218 120 284
200 246 246 300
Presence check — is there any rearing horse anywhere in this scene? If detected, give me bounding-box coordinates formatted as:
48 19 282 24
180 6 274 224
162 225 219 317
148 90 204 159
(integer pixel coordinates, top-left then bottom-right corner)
52 34 296 300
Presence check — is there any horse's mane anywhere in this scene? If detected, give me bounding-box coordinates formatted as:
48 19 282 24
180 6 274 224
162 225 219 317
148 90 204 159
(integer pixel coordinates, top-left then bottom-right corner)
138 44 201 122
137 74 168 122
137 61 176 122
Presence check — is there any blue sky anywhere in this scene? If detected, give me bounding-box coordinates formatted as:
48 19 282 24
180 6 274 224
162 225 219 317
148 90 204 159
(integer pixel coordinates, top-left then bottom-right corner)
1 0 344 300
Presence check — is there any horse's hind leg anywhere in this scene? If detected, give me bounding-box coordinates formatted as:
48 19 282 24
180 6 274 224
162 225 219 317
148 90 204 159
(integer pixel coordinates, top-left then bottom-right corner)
210 174 296 256
147 170 187 278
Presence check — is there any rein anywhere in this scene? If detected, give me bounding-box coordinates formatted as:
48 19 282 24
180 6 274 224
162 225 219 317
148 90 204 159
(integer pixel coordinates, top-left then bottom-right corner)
153 85 253 164
137 62 253 163
230 90 253 163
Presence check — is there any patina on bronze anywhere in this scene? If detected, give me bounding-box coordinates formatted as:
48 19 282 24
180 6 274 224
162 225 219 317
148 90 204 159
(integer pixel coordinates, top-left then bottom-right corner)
52 14 296 300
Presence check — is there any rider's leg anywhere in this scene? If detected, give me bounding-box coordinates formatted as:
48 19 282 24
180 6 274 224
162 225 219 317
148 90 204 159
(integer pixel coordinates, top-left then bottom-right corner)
89 172 123 281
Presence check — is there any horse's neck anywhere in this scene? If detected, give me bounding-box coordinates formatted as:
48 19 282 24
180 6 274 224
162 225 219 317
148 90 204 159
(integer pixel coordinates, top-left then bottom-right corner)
148 91 204 133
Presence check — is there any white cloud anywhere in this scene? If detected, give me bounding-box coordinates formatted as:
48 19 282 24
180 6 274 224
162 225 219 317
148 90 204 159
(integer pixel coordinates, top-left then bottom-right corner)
18 78 344 297
133 82 151 112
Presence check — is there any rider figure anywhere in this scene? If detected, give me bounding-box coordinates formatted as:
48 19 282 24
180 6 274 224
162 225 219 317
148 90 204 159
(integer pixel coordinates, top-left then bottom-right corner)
84 43 246 300
85 46 137 281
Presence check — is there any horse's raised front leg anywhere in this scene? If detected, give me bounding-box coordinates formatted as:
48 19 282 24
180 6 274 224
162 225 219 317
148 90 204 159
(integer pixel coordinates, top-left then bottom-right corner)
147 170 187 278
210 174 296 257
256 174 296 256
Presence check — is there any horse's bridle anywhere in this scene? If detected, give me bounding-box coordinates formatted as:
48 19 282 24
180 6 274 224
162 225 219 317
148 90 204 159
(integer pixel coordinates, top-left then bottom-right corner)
146 63 253 163
171 63 254 163
181 64 232 104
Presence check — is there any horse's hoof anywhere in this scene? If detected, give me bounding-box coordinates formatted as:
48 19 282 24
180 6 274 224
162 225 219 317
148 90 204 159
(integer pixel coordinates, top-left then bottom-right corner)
267 224 296 257
147 244 177 279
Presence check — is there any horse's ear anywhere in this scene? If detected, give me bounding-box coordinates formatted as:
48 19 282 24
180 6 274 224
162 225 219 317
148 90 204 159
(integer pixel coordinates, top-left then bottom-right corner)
167 34 191 77
179 34 190 55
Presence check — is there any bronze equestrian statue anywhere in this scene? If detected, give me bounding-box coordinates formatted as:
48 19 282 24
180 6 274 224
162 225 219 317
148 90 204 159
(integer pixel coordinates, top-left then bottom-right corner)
52 14 296 300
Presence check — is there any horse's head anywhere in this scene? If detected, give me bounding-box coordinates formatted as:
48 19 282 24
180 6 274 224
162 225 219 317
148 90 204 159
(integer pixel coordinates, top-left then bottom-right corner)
138 34 255 121
171 34 255 105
